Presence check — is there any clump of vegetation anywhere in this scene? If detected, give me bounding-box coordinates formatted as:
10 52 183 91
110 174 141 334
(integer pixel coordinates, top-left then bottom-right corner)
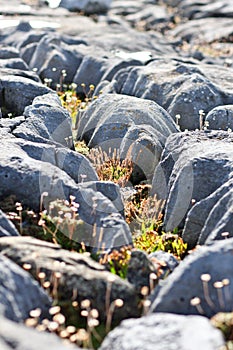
42 69 98 127
211 312 233 342
99 246 132 279
74 140 90 156
38 195 87 251
125 184 187 259
133 230 187 258
88 147 133 187
58 82 83 122
5 195 86 252
23 267 124 349
57 79 98 129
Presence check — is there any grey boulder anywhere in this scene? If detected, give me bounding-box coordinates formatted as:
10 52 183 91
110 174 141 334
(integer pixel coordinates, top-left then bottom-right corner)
150 238 233 318
0 209 19 237
126 250 159 293
183 179 233 248
199 187 233 245
125 5 171 31
205 105 233 131
120 124 167 183
28 33 84 87
170 17 233 45
0 236 140 324
9 137 98 185
0 57 29 70
106 58 233 130
77 93 178 183
16 92 73 148
0 137 131 250
149 250 179 278
100 313 224 350
78 180 125 217
0 254 51 322
0 314 78 350
151 130 233 232
0 45 20 59
0 74 51 117
59 0 112 14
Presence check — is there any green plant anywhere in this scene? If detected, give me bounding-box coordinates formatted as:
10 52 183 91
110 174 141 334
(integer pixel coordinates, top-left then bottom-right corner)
38 196 87 252
124 184 163 226
124 186 187 259
74 140 90 156
4 195 86 252
88 147 133 187
58 84 82 121
57 82 97 128
99 246 132 279
133 230 187 259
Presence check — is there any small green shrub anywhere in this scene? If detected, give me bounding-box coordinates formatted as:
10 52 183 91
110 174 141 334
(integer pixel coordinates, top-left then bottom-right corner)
133 230 187 259
74 140 90 156
99 246 132 279
88 147 133 187
57 82 97 128
124 185 187 259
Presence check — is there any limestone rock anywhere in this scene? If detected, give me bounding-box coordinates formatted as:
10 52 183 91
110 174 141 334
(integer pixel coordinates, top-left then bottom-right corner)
59 0 112 14
199 188 233 244
150 238 233 318
0 209 19 237
126 250 158 293
205 105 233 131
0 254 51 322
19 92 72 147
106 58 233 130
77 93 178 183
183 179 233 248
100 313 224 350
0 137 131 251
0 75 51 116
0 314 78 350
0 236 140 324
149 251 179 278
120 124 166 183
151 130 233 232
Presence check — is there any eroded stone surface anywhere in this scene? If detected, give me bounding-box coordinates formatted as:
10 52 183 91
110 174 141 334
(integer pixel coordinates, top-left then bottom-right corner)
0 209 19 237
150 238 233 318
152 131 233 232
0 254 51 322
0 236 140 324
0 313 78 350
100 313 224 350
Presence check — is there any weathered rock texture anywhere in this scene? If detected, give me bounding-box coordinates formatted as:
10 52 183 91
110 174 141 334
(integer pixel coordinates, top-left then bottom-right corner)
0 209 19 237
0 236 140 324
0 254 51 322
76 93 178 183
99 59 233 130
150 238 233 318
152 130 233 245
0 314 78 350
100 313 224 350
1 0 233 348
